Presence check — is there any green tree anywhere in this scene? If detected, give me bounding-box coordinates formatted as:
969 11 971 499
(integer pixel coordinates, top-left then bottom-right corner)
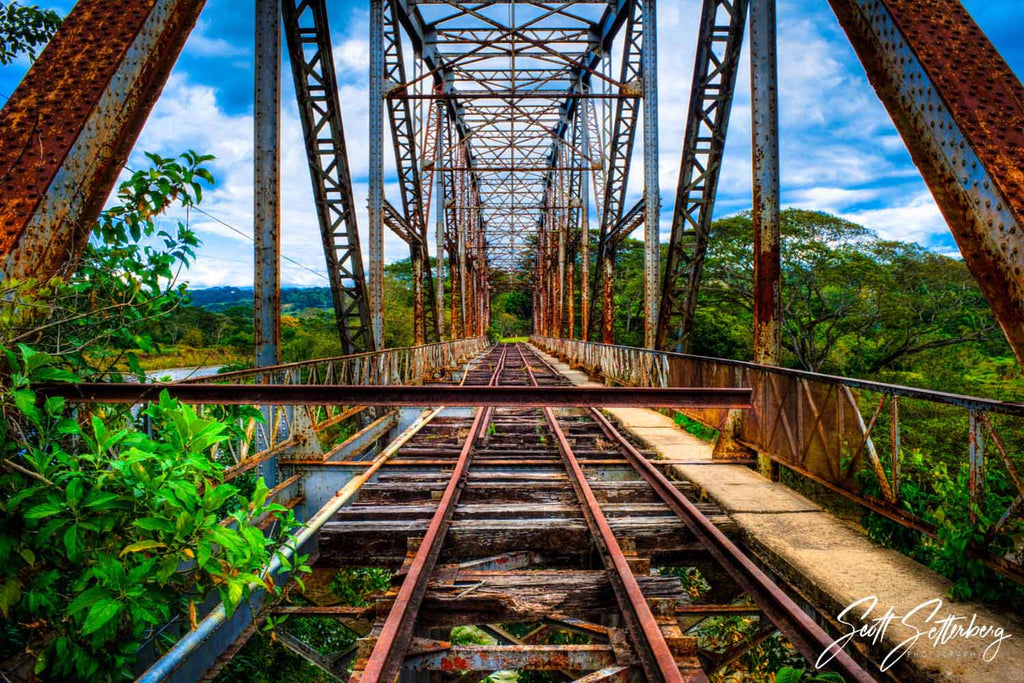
0 1 60 64
696 209 1000 373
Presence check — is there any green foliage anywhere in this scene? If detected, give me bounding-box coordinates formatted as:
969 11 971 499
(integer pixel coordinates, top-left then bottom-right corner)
327 567 391 607
689 210 1003 374
776 667 845 683
0 1 60 64
0 347 308 681
0 151 214 381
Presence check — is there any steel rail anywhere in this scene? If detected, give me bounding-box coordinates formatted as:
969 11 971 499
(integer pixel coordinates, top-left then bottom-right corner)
33 383 752 408
586 407 875 682
357 345 510 683
513 344 693 683
523 344 875 681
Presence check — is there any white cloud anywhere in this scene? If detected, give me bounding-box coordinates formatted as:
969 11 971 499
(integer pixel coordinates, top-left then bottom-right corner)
841 191 947 245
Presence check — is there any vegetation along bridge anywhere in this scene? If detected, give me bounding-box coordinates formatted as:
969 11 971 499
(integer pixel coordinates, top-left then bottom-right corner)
0 0 1023 681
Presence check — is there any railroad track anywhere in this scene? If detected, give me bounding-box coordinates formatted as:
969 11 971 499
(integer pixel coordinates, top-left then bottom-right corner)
300 344 874 682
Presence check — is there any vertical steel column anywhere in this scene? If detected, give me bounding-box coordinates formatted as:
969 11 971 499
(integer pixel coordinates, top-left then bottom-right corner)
435 105 446 339
749 0 781 479
580 103 594 341
601 247 616 344
749 0 781 366
368 0 385 349
254 0 281 369
642 0 660 349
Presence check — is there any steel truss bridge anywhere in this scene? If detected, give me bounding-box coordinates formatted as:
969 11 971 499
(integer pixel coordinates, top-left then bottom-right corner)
1 1 1024 682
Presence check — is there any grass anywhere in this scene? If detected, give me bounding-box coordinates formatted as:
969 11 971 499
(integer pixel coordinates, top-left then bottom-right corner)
500 336 529 343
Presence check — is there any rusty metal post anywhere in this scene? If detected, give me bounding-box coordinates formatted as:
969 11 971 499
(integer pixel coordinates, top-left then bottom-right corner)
567 258 576 340
368 0 385 349
580 121 592 341
254 0 281 369
826 0 1024 366
749 0 781 479
601 246 616 344
642 0 660 350
0 0 206 281
435 107 446 340
411 243 426 346
750 0 781 368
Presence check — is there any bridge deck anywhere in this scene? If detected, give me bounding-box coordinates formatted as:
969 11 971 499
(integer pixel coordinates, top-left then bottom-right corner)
531 345 1024 682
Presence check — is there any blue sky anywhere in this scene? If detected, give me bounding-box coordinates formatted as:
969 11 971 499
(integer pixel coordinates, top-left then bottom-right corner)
2 1 1022 287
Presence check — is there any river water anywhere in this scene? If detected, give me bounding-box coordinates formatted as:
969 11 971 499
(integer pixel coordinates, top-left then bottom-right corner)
144 365 223 382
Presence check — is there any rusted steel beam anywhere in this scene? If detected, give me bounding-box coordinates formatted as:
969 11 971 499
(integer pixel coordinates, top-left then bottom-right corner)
586 407 875 683
404 645 618 672
0 0 206 281
749 0 781 367
826 0 1024 365
35 383 752 408
254 0 281 369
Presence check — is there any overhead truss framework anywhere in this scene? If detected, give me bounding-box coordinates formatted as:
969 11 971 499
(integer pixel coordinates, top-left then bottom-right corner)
379 0 655 345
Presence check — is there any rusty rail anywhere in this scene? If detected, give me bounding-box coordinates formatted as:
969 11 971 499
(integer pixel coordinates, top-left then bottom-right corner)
531 336 1024 583
357 345 509 683
524 345 874 682
516 345 688 683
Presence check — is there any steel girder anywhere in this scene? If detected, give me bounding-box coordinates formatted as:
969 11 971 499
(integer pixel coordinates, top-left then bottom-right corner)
0 0 207 281
392 0 633 286
825 0 1024 365
282 0 374 354
382 0 439 346
655 0 748 352
589 0 646 344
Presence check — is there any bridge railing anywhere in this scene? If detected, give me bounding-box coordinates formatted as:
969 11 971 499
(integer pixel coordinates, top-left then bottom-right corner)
160 336 490 479
531 335 1024 582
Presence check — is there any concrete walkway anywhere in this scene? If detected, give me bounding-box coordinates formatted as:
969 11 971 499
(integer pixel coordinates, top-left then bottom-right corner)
531 345 1024 682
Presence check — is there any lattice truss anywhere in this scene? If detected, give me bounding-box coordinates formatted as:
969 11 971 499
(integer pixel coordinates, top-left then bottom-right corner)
389 0 639 287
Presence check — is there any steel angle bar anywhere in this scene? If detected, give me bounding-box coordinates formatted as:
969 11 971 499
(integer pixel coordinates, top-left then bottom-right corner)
656 0 748 352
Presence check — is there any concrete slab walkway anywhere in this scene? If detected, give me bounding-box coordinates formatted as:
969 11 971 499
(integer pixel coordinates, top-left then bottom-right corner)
530 345 1024 682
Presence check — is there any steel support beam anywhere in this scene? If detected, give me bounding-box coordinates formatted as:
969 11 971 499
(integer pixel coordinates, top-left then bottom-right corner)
283 0 374 354
369 0 386 348
0 0 206 281
749 0 781 367
591 0 645 344
656 0 748 352
36 383 753 409
254 0 281 368
641 0 660 350
825 0 1024 365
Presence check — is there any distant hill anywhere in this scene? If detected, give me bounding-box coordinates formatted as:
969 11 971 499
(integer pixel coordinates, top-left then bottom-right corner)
188 286 334 313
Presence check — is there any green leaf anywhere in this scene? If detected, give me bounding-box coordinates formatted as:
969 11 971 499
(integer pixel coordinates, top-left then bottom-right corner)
0 579 22 618
13 388 42 425
83 491 120 511
67 586 109 617
776 668 806 683
133 517 174 533
24 502 63 519
119 540 166 557
81 598 121 635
